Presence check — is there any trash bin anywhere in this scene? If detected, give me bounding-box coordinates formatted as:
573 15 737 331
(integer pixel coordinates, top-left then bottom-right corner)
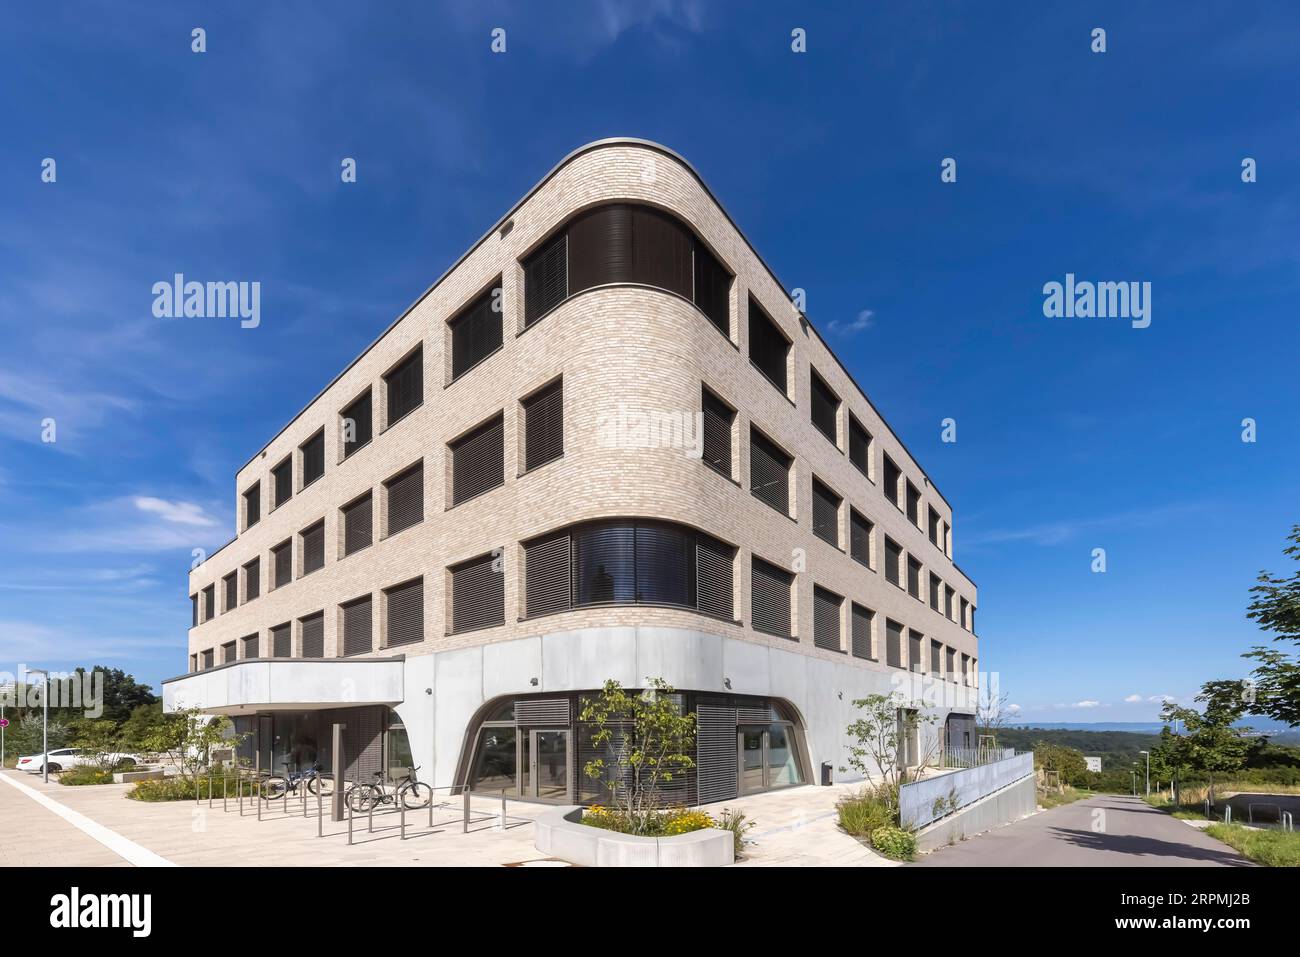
820 762 833 786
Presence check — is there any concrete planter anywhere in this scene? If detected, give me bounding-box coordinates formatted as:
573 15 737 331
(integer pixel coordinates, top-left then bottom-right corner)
114 769 165 784
534 807 735 867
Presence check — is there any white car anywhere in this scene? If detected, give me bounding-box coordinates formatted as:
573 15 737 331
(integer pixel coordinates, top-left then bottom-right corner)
16 748 139 774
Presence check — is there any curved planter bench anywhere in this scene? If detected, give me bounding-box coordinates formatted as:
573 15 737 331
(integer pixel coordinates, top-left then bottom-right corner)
534 806 734 867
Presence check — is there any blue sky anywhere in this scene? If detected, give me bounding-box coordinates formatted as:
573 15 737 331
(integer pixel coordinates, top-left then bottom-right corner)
1 2 1297 722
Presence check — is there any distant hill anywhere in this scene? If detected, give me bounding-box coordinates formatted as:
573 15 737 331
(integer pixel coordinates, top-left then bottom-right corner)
1010 720 1297 735
993 727 1159 770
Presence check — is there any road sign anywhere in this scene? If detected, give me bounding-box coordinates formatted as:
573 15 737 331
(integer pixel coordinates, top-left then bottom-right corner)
0 718 8 728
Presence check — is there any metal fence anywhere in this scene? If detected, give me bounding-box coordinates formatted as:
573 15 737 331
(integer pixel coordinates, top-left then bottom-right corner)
940 746 1016 769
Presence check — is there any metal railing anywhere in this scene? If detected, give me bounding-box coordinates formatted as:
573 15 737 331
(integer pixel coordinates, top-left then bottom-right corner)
940 746 1016 770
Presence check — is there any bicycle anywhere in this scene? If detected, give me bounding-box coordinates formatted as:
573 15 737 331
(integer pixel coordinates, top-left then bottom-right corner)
345 766 430 812
262 762 335 801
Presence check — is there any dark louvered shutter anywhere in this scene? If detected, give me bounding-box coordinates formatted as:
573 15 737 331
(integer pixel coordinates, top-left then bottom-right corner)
203 585 215 620
851 604 874 660
271 623 291 658
813 585 843 652
929 574 941 611
748 298 788 392
696 699 738 803
515 698 571 725
812 479 840 546
696 534 735 620
241 633 259 659
450 414 504 506
202 649 214 669
885 537 902 586
908 556 922 599
573 524 635 604
301 521 325 575
300 614 324 658
693 242 731 335
385 347 423 425
244 558 260 601
886 619 903 668
385 462 423 536
631 205 692 298
342 390 372 458
931 640 944 678
850 510 872 566
243 483 261 528
451 552 504 633
223 572 237 612
273 541 292 588
342 596 373 656
221 641 236 664
810 370 838 443
701 388 733 477
634 523 694 608
522 379 563 472
301 431 325 487
273 458 292 507
749 429 790 514
191 594 198 627
849 416 871 476
450 283 503 381
907 482 921 525
343 492 372 555
751 557 793 639
524 533 571 617
568 204 633 292
909 630 923 672
883 456 902 507
523 230 568 326
385 579 423 647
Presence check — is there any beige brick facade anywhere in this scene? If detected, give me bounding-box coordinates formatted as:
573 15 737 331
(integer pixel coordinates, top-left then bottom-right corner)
183 139 979 695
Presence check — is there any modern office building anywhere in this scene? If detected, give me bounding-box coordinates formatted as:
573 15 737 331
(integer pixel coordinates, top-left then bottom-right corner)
162 139 980 805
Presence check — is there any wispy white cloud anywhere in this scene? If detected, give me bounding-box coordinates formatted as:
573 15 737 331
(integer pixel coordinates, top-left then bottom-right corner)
825 309 875 335
962 502 1210 549
132 497 219 528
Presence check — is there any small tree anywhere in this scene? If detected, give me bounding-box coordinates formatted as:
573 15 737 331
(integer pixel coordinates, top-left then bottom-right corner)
1033 741 1088 787
842 693 938 811
8 713 69 756
140 707 242 783
976 683 1011 746
1157 700 1249 806
578 678 696 833
71 720 127 772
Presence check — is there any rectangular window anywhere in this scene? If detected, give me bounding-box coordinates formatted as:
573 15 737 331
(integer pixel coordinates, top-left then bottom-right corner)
749 428 791 515
243 482 260 529
385 578 423 647
222 572 238 613
885 619 903 669
300 430 325 488
301 520 325 576
450 552 505 634
810 369 839 445
811 478 841 548
523 231 568 327
696 534 735 621
300 613 324 658
884 537 902 587
947 647 957 681
751 557 794 639
524 533 571 617
522 378 563 472
909 630 923 673
945 585 955 620
943 522 951 556
961 653 970 686
906 482 921 527
450 281 503 381
849 415 872 478
385 461 424 536
929 573 941 612
850 509 873 568
272 456 292 509
202 585 215 621
969 605 976 634
930 640 943 679
271 622 292 658
907 556 922 600
813 585 843 653
450 413 504 506
221 641 236 665
190 594 198 628
341 390 372 459
748 297 789 393
701 386 734 479
190 653 197 673
272 540 292 589
341 595 373 657
928 506 942 548
693 241 731 335
342 491 373 556
851 604 875 660
241 633 259 659
243 558 260 602
960 597 969 631
385 346 423 426
201 649 214 670
883 455 901 510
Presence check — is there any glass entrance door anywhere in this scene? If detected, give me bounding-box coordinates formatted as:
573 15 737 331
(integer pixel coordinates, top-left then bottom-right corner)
738 724 804 794
527 729 570 801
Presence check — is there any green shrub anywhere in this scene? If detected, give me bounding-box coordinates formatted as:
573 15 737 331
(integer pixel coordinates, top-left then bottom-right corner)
58 766 116 786
836 787 895 839
127 772 257 802
870 825 917 861
714 808 755 858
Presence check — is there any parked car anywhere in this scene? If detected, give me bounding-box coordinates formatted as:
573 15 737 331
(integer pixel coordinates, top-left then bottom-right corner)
16 748 139 774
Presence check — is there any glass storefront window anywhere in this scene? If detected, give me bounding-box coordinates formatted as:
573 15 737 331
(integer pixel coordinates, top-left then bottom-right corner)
767 724 799 787
388 723 414 780
471 726 517 793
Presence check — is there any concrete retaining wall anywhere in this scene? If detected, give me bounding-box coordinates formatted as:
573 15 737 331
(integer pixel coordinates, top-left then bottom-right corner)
914 774 1037 852
900 752 1034 830
534 806 735 866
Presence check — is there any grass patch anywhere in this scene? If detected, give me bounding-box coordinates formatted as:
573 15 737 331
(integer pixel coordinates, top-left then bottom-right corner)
1038 786 1093 810
58 766 117 786
1204 823 1300 867
835 786 915 861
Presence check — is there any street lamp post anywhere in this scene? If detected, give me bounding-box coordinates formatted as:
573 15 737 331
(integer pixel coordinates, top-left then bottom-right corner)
1130 769 1136 795
29 669 49 784
1139 750 1150 797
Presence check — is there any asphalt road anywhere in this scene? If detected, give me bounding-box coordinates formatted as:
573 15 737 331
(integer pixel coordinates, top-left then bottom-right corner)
914 793 1255 867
